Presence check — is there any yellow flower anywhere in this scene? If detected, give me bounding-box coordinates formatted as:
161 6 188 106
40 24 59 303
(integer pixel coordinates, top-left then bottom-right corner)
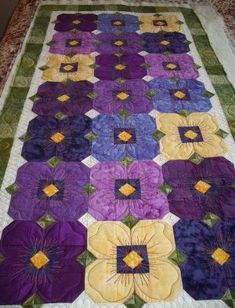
42 55 94 82
139 15 181 33
85 220 182 304
157 113 227 160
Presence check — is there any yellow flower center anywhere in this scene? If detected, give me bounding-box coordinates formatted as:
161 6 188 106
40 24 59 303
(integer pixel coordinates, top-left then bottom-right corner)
194 180 211 194
113 20 122 26
160 40 170 46
30 251 50 269
116 92 129 100
211 248 230 265
72 19 81 25
114 40 124 46
57 94 70 102
115 64 126 71
166 63 177 70
184 130 198 140
50 132 65 143
43 184 59 198
63 64 74 72
174 91 186 99
69 40 79 46
123 250 143 269
119 183 136 197
118 131 132 142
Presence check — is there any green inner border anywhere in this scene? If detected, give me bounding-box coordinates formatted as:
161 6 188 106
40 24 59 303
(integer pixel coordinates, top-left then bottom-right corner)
0 4 235 186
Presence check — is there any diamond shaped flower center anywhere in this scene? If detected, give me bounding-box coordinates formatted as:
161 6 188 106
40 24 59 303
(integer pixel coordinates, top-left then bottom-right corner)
211 248 230 265
155 21 165 26
184 130 198 140
30 251 49 269
115 64 126 71
63 64 74 71
116 92 129 101
123 250 143 269
118 131 132 142
57 94 70 102
166 63 177 70
50 132 65 143
113 20 122 26
174 90 186 99
69 40 79 46
72 19 81 25
160 40 170 46
43 184 59 197
194 180 211 194
114 40 124 46
119 183 136 197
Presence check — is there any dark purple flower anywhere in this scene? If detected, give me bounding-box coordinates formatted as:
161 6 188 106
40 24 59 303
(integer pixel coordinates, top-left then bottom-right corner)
174 219 235 300
141 32 190 54
93 80 153 113
22 116 91 162
96 32 142 54
95 54 147 80
162 158 235 219
0 221 86 304
8 162 89 221
32 81 93 116
55 13 97 32
97 13 139 32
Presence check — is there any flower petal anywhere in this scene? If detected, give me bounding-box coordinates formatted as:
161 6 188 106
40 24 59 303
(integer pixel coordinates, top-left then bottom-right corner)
160 134 194 159
157 113 187 134
193 135 227 157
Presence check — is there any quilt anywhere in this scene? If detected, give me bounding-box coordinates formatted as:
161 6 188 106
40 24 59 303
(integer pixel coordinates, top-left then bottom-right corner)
0 1 235 307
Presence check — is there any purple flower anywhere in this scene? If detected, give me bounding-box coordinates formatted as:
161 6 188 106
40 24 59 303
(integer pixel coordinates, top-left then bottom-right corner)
8 162 89 221
141 32 190 54
22 116 91 162
93 80 153 113
162 158 235 219
55 13 97 32
149 79 212 112
92 114 159 161
174 219 235 300
97 13 139 33
96 32 142 54
145 54 199 79
49 32 96 55
32 81 93 116
89 160 169 220
0 221 86 304
95 54 147 80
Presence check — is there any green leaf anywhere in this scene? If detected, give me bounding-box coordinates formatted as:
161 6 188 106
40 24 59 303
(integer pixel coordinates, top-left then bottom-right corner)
0 254 5 263
47 156 62 168
77 250 96 267
189 153 204 165
23 294 43 307
114 30 122 35
222 289 235 308
46 40 54 46
66 52 76 58
39 65 48 71
194 63 201 69
163 51 172 57
29 94 40 102
152 130 165 141
169 250 186 266
120 156 134 167
70 29 79 34
62 78 73 85
216 128 228 139
122 215 138 229
140 40 146 46
87 91 97 100
146 90 155 99
83 184 96 196
171 76 179 82
55 112 68 120
85 132 97 142
6 183 19 195
185 40 192 45
37 214 55 230
160 183 172 195
19 133 31 142
202 212 220 228
119 109 131 118
124 293 145 308
140 62 151 69
114 52 123 58
204 90 214 98
153 13 162 17
178 109 191 117
176 20 184 25
89 63 99 69
115 77 126 84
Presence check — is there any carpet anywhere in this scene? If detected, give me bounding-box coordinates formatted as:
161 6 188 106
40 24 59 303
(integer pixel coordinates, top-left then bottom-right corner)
0 1 235 307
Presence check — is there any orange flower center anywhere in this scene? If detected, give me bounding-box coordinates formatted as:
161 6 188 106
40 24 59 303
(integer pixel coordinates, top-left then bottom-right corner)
123 250 143 269
211 248 230 265
30 251 50 269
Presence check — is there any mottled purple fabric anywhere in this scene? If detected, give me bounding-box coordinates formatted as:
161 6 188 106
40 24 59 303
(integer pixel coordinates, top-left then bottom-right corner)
9 162 89 221
174 219 235 300
0 221 86 304
32 81 93 116
55 13 97 32
89 160 169 220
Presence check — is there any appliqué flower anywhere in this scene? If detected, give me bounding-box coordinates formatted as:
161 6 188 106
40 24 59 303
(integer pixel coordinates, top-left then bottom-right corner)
97 13 139 32
92 114 159 161
86 220 182 303
95 54 146 80
149 79 212 112
163 158 235 219
55 13 97 32
174 219 235 300
157 113 227 159
141 32 189 54
8 162 90 221
89 161 169 220
32 81 93 116
49 32 96 55
0 221 86 304
139 15 181 33
145 54 198 79
42 55 94 82
22 115 91 161
93 80 152 113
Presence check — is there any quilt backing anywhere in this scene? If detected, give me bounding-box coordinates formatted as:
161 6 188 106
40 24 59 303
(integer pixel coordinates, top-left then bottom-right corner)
0 2 235 307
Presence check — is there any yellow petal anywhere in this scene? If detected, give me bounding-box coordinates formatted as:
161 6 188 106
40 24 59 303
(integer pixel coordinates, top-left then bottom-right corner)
157 113 187 135
86 259 134 303
46 55 69 67
131 221 175 259
88 222 131 259
75 54 94 66
134 260 182 302
42 68 66 82
193 134 227 158
187 113 219 134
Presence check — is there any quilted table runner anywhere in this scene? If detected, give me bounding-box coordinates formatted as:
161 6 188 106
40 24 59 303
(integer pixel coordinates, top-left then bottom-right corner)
0 1 235 307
